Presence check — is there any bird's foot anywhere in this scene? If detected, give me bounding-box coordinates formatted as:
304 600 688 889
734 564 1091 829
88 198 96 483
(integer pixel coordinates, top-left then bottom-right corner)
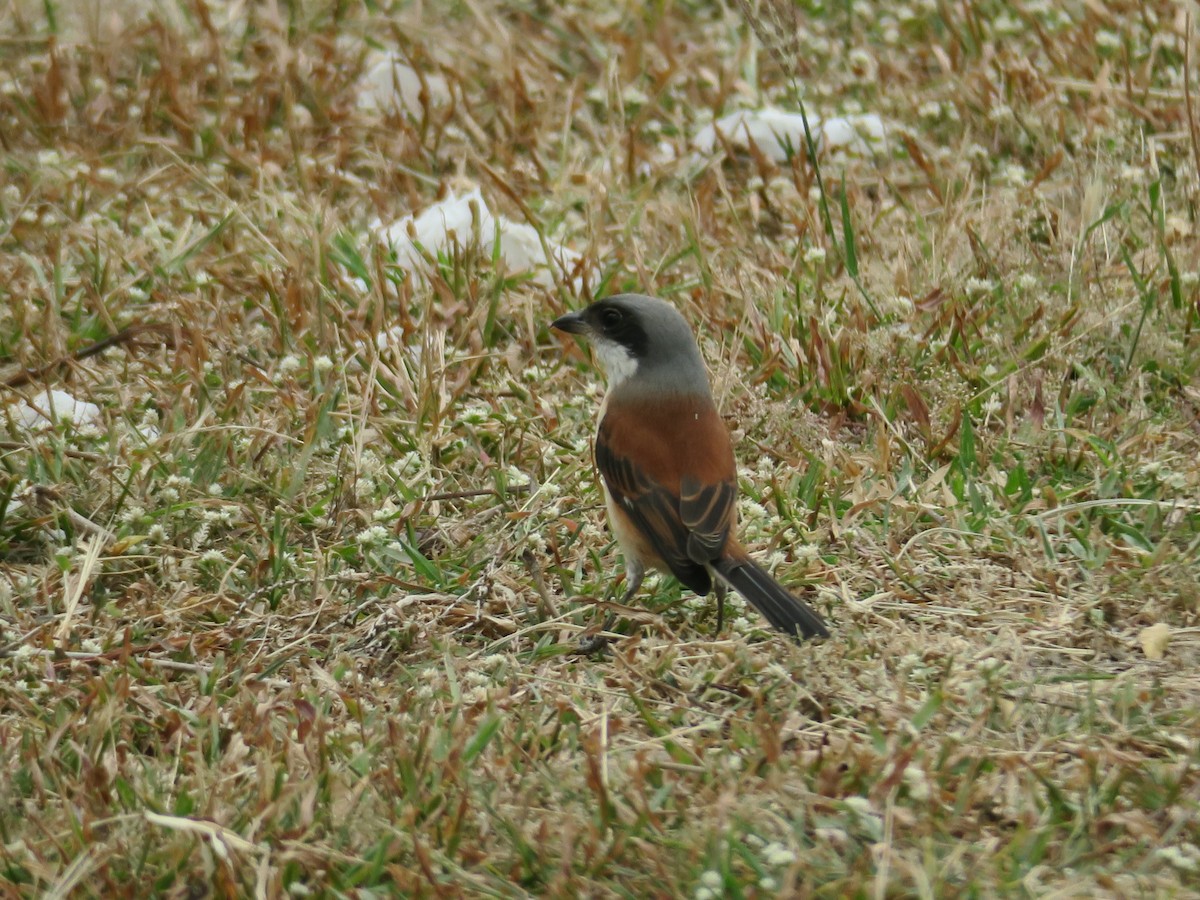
576 632 612 655
576 612 617 655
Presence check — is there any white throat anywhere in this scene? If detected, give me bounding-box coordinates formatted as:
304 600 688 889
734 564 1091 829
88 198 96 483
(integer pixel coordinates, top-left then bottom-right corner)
592 338 639 390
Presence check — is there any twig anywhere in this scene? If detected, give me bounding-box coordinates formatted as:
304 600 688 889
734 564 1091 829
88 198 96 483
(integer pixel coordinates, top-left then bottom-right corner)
1185 10 1200 197
522 549 560 620
0 442 105 462
56 536 105 642
17 484 117 547
422 484 532 502
2 323 177 389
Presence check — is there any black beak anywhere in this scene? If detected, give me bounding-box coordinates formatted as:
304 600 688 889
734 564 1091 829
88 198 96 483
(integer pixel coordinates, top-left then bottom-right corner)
551 311 589 335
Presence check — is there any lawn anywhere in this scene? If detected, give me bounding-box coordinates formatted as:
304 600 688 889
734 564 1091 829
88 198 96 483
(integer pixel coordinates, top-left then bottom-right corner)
1 0 1199 896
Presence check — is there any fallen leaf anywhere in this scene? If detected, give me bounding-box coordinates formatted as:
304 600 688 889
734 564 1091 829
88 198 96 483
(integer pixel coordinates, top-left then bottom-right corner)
1139 623 1171 660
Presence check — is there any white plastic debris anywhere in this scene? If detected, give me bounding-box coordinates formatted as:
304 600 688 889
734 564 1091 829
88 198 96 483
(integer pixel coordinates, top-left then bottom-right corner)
10 389 102 430
357 51 449 115
818 113 888 153
692 108 888 161
373 324 408 353
371 187 587 289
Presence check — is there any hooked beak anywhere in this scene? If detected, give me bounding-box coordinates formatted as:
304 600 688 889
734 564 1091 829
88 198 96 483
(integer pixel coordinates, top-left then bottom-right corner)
551 311 589 335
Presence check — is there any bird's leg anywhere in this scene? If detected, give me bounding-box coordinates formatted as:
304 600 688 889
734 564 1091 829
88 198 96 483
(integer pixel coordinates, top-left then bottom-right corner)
714 582 726 636
578 560 644 655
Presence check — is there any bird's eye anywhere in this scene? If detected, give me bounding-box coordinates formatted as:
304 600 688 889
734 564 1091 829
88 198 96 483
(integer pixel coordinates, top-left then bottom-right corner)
600 308 623 329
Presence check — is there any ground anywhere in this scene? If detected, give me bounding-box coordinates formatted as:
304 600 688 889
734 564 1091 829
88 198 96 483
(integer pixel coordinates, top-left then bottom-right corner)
1 0 1199 896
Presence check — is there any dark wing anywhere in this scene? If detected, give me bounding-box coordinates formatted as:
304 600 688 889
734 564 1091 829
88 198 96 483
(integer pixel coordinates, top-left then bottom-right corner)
594 396 738 596
680 475 736 566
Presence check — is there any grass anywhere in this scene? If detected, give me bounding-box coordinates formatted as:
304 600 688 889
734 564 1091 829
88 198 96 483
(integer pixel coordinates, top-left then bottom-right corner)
1 0 1199 895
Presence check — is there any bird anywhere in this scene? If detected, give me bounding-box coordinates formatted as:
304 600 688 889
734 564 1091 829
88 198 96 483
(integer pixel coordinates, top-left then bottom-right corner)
551 293 830 646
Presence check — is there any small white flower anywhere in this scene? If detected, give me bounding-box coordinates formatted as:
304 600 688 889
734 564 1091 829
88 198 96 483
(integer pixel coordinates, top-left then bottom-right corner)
847 48 876 79
999 163 1027 187
988 103 1014 123
844 796 876 816
463 685 490 704
313 355 334 374
903 765 930 801
373 502 399 522
191 523 211 549
965 277 996 296
965 143 989 162
741 500 769 520
461 403 492 425
356 525 389 545
763 842 796 866
621 86 649 105
803 245 827 265
995 13 1022 34
700 870 723 890
1155 845 1200 873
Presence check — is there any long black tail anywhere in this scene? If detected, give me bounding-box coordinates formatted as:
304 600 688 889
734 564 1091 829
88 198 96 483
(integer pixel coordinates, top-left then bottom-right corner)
714 555 829 640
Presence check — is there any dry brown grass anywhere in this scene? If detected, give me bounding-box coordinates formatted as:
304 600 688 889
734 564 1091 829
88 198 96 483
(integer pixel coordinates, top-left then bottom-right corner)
1 0 1199 896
